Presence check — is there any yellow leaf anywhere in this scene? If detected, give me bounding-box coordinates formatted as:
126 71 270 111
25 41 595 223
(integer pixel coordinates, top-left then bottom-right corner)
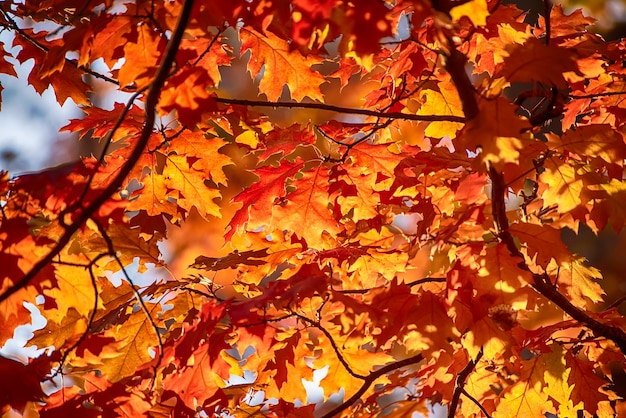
100 309 159 382
539 160 584 214
28 308 87 350
415 74 464 138
552 257 604 308
450 0 489 26
494 356 554 417
235 130 259 149
163 154 222 218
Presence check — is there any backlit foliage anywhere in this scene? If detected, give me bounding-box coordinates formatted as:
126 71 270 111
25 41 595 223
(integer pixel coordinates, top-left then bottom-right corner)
1 0 626 417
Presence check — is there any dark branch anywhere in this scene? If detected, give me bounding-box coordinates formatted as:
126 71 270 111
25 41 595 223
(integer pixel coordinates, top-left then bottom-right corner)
448 349 483 418
461 388 492 418
293 312 368 380
441 14 626 356
0 0 195 304
319 353 424 418
214 97 466 123
334 277 445 294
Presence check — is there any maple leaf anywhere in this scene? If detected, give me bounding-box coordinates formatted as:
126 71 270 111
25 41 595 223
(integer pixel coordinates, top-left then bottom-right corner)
539 158 585 214
272 164 342 249
413 75 464 138
240 28 326 102
118 24 166 89
493 37 581 92
509 222 571 267
3 1 626 417
162 154 223 218
62 103 145 142
158 67 217 126
461 97 533 169
450 0 490 26
566 351 614 415
227 160 304 241
547 125 626 164
553 256 604 308
494 354 554 417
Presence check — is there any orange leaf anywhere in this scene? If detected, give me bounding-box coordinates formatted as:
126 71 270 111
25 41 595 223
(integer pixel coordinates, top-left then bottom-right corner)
240 28 325 102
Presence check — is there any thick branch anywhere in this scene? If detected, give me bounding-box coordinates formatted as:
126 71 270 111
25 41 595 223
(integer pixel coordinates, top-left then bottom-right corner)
214 97 465 123
0 0 195 304
439 18 626 356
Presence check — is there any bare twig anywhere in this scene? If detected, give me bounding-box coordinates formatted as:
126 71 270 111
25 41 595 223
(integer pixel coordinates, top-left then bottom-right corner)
334 277 445 294
543 0 552 45
0 6 121 86
461 388 492 418
53 252 110 376
605 294 626 311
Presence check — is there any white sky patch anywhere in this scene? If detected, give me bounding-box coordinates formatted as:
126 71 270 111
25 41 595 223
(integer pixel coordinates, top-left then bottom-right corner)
0 30 82 174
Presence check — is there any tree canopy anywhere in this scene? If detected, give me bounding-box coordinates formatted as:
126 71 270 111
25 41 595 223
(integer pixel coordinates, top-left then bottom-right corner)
1 0 626 416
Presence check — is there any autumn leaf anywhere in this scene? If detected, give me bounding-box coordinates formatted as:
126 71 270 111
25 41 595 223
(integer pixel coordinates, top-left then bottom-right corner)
118 24 166 89
539 158 585 214
494 354 554 417
494 37 581 91
461 97 532 169
2 1 626 417
240 28 326 102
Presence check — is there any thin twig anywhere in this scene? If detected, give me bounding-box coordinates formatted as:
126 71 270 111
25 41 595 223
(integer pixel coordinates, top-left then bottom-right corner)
448 349 483 418
92 216 164 381
53 252 110 376
293 312 367 379
461 388 492 418
334 277 445 294
543 0 552 45
0 6 121 86
605 294 626 311
319 353 424 418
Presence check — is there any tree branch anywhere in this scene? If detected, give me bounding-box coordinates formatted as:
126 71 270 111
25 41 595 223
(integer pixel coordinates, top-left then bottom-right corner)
461 388 492 418
293 312 368 380
319 353 424 418
93 216 164 380
448 349 483 418
0 0 195 304
439 17 626 356
0 6 121 86
53 252 109 377
214 97 466 123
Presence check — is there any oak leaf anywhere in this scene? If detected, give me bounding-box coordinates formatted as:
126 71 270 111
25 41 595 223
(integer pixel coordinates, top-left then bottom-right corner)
240 28 325 102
